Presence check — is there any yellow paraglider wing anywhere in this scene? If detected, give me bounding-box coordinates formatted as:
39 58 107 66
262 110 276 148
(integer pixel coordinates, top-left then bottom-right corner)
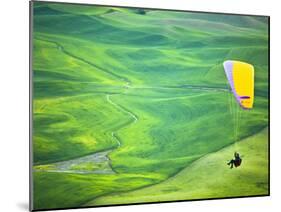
224 60 255 109
233 61 254 109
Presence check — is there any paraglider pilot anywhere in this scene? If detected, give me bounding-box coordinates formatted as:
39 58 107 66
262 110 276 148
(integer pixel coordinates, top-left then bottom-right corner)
227 152 242 169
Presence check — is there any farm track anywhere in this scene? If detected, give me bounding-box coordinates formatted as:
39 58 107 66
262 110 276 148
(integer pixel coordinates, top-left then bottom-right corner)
35 37 129 83
35 37 230 94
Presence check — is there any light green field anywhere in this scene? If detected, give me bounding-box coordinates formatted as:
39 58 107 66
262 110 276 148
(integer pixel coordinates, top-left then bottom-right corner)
90 128 268 205
32 2 269 210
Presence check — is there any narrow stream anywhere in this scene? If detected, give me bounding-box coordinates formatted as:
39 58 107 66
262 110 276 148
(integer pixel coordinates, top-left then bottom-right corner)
34 150 115 174
34 94 138 175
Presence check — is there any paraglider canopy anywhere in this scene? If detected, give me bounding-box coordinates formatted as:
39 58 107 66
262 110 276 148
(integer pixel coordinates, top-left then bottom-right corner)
223 60 255 109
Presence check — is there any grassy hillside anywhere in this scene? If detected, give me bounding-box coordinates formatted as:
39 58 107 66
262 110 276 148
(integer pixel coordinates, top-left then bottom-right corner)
90 128 269 205
32 2 269 210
